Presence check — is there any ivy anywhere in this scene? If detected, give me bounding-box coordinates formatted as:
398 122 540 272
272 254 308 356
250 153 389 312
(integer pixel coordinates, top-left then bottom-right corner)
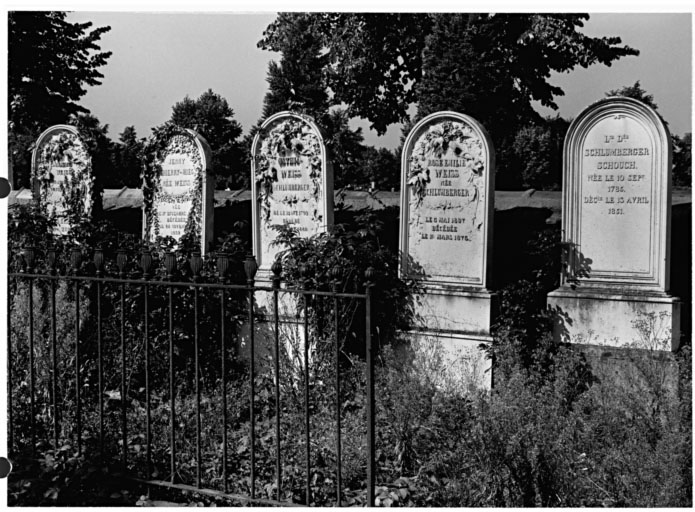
140 123 205 249
30 121 98 233
255 116 323 223
407 120 485 206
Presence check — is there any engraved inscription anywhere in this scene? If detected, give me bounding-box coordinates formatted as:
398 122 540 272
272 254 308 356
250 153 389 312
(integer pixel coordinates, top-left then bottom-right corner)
578 114 655 274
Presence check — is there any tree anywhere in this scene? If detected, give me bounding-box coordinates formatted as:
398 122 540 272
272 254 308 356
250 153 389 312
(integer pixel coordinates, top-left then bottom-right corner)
605 82 690 187
672 133 691 187
110 126 145 188
606 80 658 111
360 146 400 191
9 12 112 188
260 13 431 136
325 109 367 189
170 89 245 189
260 14 638 136
257 14 365 189
69 112 113 217
260 13 329 120
259 13 638 189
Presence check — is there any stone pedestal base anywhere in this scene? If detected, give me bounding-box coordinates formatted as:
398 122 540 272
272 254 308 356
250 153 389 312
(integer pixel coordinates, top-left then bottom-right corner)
237 316 307 378
547 288 681 351
403 330 492 392
405 286 496 392
417 285 496 335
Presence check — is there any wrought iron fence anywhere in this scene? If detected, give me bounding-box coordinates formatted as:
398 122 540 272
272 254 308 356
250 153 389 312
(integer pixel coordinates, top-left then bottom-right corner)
8 246 377 506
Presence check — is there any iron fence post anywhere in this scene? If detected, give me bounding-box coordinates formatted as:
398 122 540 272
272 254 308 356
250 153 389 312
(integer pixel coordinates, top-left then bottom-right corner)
48 247 59 453
365 267 376 507
23 246 36 456
71 246 82 457
140 249 153 479
117 249 128 469
190 252 203 489
244 254 258 500
94 247 105 458
331 266 342 507
302 264 311 506
165 251 177 484
217 252 230 494
271 259 282 503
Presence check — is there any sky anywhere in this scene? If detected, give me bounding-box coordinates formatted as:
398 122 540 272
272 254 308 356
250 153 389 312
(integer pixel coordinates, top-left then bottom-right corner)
31 11 695 150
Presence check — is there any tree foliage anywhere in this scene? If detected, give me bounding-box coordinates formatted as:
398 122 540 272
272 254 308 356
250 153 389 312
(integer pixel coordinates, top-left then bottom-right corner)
9 12 112 188
259 13 638 190
672 133 692 187
260 13 329 120
606 80 658 110
360 146 400 191
510 115 569 190
170 89 245 189
605 81 690 188
256 13 369 190
260 13 638 137
109 126 145 189
260 13 429 136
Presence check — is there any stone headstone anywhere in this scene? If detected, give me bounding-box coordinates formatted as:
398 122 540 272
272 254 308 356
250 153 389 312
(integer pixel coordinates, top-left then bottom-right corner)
548 97 681 350
31 125 95 235
251 111 333 276
399 111 496 390
143 128 214 254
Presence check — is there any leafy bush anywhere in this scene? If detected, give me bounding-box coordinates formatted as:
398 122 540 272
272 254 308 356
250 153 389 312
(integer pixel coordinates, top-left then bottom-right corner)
272 212 419 359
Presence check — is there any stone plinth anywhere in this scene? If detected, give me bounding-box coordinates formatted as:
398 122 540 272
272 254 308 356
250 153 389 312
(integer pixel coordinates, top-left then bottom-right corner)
403 330 492 394
547 97 681 350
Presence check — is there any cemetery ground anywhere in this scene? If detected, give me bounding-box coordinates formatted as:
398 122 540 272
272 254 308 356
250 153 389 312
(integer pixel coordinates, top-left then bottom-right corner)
6 196 692 507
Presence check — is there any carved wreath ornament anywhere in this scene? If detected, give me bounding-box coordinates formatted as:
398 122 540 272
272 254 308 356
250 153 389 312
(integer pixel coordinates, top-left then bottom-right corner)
408 120 484 206
36 131 94 222
255 118 322 223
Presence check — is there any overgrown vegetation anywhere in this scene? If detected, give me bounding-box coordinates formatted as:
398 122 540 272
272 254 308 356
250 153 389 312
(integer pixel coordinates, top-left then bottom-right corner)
8 207 691 507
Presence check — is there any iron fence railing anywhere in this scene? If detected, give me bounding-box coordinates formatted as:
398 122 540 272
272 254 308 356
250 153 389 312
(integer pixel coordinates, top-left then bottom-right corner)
8 246 376 506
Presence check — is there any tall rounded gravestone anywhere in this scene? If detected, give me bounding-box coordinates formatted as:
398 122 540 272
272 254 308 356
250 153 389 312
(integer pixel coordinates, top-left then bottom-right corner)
399 111 496 390
31 124 97 235
245 111 334 370
251 111 333 279
142 127 214 255
548 97 681 350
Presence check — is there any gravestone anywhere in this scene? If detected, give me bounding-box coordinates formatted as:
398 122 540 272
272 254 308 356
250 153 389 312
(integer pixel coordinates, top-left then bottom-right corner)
243 112 333 369
547 97 681 350
251 111 333 278
31 125 95 235
399 111 496 390
143 128 214 254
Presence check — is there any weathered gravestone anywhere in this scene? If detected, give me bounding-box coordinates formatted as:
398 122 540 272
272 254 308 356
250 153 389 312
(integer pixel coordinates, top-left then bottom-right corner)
246 111 333 368
547 97 681 350
251 111 333 279
31 125 96 235
399 111 495 390
142 128 214 254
